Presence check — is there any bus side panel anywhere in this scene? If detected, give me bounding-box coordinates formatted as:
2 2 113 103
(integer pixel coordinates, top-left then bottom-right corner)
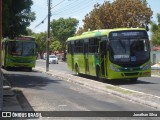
67 54 73 71
88 54 96 76
1 47 5 67
74 54 85 74
5 55 36 68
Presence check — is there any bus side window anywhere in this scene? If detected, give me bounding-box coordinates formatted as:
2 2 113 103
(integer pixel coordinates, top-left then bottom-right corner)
67 42 70 53
89 38 99 53
71 41 74 55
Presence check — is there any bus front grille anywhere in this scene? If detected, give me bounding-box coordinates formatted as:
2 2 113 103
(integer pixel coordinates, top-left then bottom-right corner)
124 72 139 76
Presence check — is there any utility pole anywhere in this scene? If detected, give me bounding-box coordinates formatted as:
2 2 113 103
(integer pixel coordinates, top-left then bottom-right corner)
0 0 2 67
46 0 51 72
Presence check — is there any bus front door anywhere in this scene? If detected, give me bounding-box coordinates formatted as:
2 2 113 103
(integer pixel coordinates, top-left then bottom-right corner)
99 41 107 77
84 40 89 74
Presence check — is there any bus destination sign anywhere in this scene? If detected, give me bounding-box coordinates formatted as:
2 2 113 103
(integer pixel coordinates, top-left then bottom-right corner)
109 31 147 38
15 37 34 41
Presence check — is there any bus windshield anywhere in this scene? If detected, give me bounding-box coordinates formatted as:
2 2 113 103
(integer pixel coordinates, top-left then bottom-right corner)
9 41 36 56
109 39 150 64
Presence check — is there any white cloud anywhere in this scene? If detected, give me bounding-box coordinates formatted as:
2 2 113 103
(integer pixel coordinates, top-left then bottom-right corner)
71 16 80 20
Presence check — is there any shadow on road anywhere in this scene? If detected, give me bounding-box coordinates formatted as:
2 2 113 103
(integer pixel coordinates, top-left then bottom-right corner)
74 74 155 86
3 72 62 90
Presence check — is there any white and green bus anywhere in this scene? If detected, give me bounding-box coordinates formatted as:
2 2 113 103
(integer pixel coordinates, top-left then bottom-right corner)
2 36 37 71
66 28 151 82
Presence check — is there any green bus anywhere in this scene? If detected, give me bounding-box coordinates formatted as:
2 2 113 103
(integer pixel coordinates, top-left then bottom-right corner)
2 36 37 71
66 28 151 81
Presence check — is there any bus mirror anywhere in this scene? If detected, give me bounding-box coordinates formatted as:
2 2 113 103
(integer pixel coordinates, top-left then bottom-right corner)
145 25 149 31
36 43 38 48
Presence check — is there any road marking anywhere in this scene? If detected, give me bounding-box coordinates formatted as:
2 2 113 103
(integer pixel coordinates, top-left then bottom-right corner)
58 105 67 107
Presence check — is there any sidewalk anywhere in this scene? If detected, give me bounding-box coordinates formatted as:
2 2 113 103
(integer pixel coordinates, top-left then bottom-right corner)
151 63 160 77
0 70 3 111
151 63 160 70
2 74 23 111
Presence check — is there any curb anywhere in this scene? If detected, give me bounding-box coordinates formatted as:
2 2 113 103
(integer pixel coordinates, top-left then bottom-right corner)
1 71 23 111
33 67 160 110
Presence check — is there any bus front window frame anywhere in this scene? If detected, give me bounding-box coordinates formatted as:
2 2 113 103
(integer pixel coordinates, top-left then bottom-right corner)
109 38 150 67
9 41 36 56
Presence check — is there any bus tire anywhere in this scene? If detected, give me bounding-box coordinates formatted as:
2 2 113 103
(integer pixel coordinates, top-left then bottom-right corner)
28 67 32 72
6 67 11 71
75 64 79 76
96 66 100 80
130 78 138 82
2 65 4 69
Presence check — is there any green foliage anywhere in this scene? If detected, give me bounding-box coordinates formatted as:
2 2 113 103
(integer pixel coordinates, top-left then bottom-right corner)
151 13 160 46
50 17 79 49
151 30 160 45
33 32 47 54
77 0 153 34
50 40 62 52
25 28 34 36
2 0 36 38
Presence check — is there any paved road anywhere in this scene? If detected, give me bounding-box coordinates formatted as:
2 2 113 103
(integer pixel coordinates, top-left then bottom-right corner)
36 59 73 74
2 68 157 113
36 60 160 97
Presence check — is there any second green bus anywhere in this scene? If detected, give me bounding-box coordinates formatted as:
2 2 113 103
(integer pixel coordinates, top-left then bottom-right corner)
2 36 37 71
66 28 151 82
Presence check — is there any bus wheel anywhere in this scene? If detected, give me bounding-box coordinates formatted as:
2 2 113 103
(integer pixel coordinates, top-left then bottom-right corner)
130 78 138 82
6 67 11 71
96 66 100 80
75 64 79 76
28 67 32 72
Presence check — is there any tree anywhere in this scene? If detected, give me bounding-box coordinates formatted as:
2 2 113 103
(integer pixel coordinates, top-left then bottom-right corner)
25 28 34 36
150 13 160 46
2 0 35 38
50 18 79 50
50 17 78 61
50 40 62 52
77 0 153 34
33 32 47 59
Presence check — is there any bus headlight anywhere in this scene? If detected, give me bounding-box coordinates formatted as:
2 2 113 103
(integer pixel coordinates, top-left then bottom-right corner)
142 63 150 70
110 64 120 72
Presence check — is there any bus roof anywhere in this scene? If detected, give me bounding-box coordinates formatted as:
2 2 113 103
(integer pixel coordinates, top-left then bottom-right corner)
2 36 35 42
66 28 146 42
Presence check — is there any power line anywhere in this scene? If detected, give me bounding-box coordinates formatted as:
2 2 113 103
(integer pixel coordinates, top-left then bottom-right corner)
51 0 65 10
34 0 101 29
53 0 96 17
34 15 48 28
34 0 66 29
52 0 85 14
53 0 93 16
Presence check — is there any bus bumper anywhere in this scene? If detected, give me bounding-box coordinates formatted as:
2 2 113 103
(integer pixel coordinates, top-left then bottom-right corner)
107 70 151 80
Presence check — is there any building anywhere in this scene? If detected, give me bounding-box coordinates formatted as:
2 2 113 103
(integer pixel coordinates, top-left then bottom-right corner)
151 46 160 64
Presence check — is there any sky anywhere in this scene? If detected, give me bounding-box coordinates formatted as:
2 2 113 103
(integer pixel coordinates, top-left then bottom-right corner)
29 0 160 33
